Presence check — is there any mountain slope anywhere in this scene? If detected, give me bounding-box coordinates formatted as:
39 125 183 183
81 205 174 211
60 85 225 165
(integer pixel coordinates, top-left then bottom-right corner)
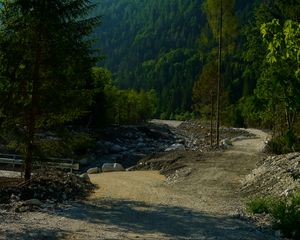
94 0 205 116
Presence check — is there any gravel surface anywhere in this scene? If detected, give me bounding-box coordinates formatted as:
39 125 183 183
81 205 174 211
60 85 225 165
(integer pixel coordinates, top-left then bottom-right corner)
0 123 280 240
241 152 300 197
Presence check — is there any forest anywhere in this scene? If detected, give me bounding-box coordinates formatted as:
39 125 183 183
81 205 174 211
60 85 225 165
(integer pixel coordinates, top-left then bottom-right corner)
0 0 299 178
95 0 300 152
0 1 300 239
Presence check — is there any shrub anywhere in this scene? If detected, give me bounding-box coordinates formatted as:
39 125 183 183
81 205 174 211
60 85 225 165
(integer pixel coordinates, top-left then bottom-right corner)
67 133 96 156
271 193 300 239
39 131 96 158
247 193 300 239
246 196 273 214
267 131 299 154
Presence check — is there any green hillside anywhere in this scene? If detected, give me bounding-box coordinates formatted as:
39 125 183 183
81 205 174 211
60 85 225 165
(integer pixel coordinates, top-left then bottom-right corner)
94 0 205 116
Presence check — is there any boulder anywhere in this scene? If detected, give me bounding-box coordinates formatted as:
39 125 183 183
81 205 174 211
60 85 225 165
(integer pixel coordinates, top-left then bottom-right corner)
102 163 125 172
165 143 185 152
79 173 91 182
110 144 123 153
220 138 232 147
137 142 146 148
87 167 99 174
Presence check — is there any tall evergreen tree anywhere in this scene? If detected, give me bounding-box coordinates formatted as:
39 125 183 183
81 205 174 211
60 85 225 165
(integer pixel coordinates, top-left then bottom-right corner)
0 0 99 180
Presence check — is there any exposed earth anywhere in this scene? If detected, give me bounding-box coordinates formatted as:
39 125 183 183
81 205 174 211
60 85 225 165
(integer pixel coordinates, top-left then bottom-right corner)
0 121 283 240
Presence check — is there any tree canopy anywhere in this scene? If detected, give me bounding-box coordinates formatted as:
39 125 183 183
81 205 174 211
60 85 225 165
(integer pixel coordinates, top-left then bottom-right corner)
0 0 99 180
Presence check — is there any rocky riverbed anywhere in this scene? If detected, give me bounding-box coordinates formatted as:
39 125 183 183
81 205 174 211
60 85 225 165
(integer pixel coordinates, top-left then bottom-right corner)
0 120 256 206
82 120 255 174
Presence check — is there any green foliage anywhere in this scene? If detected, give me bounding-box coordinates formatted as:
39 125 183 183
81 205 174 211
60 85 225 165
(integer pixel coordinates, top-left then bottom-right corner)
261 19 300 80
253 18 300 151
37 131 96 158
65 132 96 157
237 96 271 128
0 0 99 128
176 112 196 121
203 0 238 53
0 0 99 178
237 0 300 151
159 111 195 121
266 131 298 154
114 89 158 125
192 0 249 128
91 67 158 125
94 0 205 115
247 193 300 239
247 196 275 214
193 61 217 117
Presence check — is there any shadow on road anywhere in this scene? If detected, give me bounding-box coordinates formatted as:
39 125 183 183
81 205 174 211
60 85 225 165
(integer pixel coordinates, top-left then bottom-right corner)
1 228 67 240
48 199 275 240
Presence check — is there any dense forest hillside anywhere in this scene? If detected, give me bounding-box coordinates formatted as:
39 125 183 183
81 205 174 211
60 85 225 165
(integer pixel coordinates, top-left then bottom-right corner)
93 0 258 117
94 0 205 116
93 0 300 153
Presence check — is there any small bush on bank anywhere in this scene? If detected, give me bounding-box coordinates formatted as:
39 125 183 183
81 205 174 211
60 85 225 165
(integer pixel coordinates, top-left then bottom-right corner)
246 196 274 214
247 193 300 239
266 130 300 154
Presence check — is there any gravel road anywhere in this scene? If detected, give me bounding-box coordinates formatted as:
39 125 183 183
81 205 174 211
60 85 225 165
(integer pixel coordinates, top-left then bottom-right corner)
0 127 279 240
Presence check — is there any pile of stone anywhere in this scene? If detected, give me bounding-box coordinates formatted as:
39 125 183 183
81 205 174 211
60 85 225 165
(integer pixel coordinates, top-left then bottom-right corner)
176 120 254 151
241 153 300 197
0 169 95 206
81 124 179 171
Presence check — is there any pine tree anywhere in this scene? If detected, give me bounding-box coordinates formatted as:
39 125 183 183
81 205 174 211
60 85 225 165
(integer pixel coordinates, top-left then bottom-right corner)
0 0 99 180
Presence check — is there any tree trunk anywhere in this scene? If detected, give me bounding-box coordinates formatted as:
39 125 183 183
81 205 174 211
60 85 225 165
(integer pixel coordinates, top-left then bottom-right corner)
216 0 223 147
24 34 41 181
210 91 214 147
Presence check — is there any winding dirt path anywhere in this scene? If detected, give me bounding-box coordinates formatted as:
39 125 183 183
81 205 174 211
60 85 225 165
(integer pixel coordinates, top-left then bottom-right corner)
0 128 278 240
77 128 277 239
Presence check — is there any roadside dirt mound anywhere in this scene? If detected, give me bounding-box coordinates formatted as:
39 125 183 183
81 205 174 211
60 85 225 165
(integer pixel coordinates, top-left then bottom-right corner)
176 120 255 151
131 151 189 174
241 153 300 197
0 170 95 204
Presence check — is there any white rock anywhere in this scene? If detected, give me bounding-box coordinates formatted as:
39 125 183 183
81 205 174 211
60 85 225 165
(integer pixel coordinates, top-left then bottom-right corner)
102 163 125 172
79 173 91 182
87 167 99 174
165 143 185 152
221 138 232 147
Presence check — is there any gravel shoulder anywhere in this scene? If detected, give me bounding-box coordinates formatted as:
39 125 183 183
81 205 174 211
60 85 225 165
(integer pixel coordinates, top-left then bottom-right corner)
0 125 279 240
